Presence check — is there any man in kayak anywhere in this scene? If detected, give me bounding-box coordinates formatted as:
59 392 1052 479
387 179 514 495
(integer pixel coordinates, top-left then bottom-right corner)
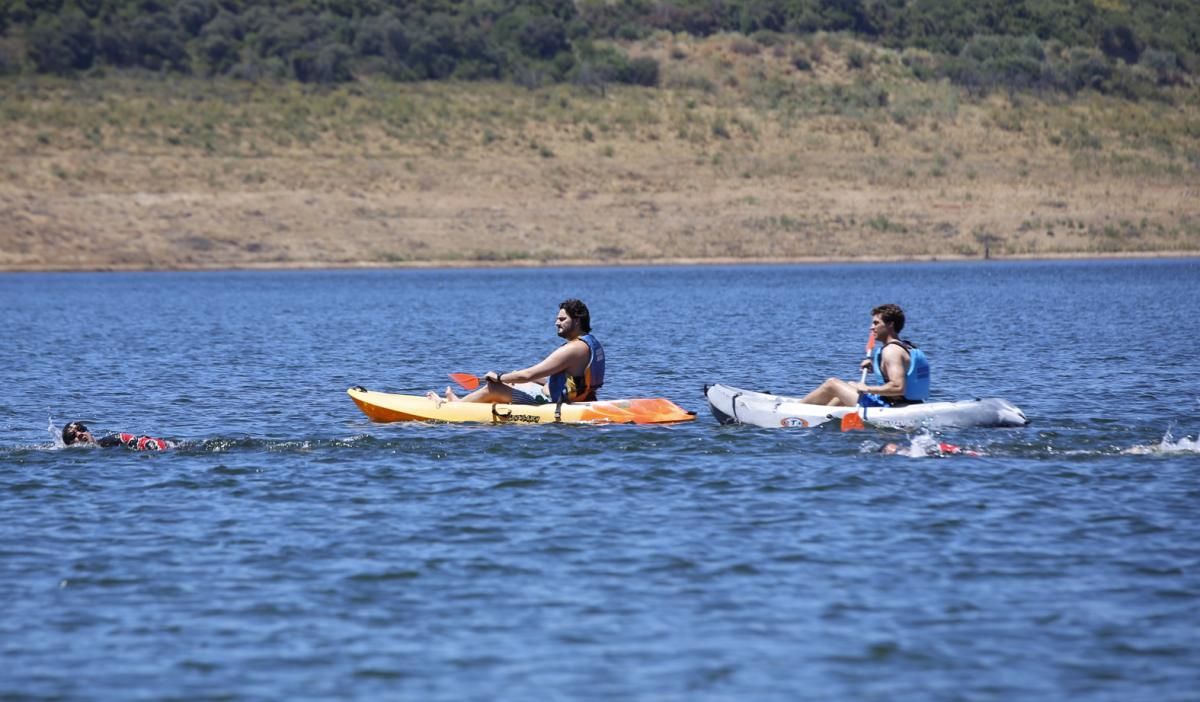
431 298 605 405
61 421 172 451
800 303 930 407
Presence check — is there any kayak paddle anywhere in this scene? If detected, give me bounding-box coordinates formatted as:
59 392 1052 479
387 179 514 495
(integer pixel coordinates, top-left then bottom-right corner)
448 373 481 390
858 327 877 385
840 412 865 431
842 328 877 432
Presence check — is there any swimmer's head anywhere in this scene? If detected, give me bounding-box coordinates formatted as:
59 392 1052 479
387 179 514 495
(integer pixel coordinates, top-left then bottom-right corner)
62 422 94 445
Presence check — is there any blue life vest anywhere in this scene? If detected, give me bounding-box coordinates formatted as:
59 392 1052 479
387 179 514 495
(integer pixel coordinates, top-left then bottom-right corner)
871 339 931 402
549 333 605 403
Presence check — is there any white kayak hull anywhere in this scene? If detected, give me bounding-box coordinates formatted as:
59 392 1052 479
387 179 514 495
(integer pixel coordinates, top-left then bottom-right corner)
704 384 1028 430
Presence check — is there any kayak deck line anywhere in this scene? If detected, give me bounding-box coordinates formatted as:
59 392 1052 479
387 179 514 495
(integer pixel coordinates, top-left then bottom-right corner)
348 386 696 425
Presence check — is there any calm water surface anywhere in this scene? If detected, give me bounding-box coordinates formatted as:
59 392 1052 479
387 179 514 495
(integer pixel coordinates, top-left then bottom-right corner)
1 260 1198 700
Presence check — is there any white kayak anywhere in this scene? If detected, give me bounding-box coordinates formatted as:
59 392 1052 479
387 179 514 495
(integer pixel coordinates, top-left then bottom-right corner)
705 384 1028 430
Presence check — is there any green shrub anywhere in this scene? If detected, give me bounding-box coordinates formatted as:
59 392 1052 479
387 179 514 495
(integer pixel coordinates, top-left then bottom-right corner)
292 42 353 84
517 14 569 59
570 46 657 88
1140 49 1183 85
27 9 95 74
1100 25 1142 65
175 0 216 37
130 13 189 72
1063 47 1112 93
901 49 935 80
944 35 1052 94
622 56 659 86
0 36 22 75
200 33 237 76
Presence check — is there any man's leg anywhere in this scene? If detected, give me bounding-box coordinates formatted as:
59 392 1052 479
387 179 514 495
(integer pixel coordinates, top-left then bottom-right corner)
453 378 516 404
800 377 859 406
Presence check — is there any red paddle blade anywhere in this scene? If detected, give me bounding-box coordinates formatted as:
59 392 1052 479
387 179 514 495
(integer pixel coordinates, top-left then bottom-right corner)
448 373 480 390
864 328 877 355
840 412 865 432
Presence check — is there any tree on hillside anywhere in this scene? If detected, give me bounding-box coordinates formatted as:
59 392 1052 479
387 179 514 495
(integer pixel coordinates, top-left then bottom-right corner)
27 9 95 73
0 0 1195 91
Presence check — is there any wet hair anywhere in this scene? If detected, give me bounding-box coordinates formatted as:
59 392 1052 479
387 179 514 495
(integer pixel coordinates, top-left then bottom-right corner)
559 298 591 333
872 303 906 334
62 422 88 445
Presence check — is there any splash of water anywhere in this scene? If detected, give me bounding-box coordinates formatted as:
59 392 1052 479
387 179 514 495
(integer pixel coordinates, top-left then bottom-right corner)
1122 428 1200 455
905 432 941 457
47 415 64 449
864 430 947 457
864 430 985 458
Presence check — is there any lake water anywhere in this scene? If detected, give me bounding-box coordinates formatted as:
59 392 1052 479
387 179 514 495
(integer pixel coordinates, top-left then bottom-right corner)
1 260 1198 700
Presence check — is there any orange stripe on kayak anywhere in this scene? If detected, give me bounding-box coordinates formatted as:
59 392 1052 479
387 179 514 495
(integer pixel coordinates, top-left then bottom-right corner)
580 398 695 424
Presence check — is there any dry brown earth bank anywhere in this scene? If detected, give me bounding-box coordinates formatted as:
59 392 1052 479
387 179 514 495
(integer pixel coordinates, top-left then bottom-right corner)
2 35 1198 271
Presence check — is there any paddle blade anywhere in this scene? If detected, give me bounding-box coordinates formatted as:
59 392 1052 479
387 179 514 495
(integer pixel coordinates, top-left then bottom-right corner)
840 412 865 432
448 373 480 391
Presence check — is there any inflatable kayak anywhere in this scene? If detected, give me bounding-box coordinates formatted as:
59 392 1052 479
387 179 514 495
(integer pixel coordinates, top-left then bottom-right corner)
705 384 1027 430
348 386 695 425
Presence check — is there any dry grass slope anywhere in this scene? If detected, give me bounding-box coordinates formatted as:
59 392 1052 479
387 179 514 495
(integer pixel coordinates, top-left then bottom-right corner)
2 32 1198 271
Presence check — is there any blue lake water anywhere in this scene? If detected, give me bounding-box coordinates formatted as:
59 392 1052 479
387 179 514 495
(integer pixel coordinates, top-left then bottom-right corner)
1 260 1198 700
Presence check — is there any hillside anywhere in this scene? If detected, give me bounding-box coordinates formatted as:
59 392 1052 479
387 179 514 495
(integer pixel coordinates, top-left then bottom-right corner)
2 32 1198 270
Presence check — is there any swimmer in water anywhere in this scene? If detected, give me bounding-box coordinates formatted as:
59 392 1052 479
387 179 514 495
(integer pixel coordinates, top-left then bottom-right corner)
61 421 172 451
879 441 979 457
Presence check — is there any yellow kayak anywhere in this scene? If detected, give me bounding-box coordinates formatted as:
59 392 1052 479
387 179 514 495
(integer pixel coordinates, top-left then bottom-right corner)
347 386 695 425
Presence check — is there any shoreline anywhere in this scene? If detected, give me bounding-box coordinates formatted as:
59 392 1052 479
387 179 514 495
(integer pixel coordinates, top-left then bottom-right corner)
3 250 1196 274
4 73 1198 273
